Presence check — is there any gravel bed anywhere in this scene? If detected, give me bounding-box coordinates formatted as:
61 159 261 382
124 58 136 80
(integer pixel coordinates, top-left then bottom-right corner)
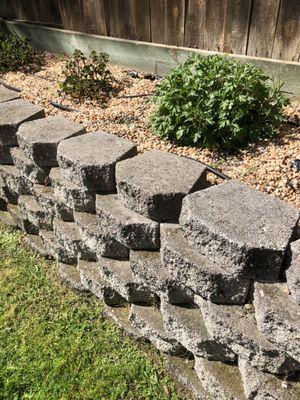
2 53 299 208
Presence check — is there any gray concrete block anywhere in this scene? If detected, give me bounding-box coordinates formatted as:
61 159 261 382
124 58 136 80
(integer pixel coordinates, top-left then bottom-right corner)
0 165 33 195
0 86 20 103
53 218 94 261
17 116 85 167
130 250 194 304
254 282 300 364
180 181 300 280
40 229 76 263
194 357 245 400
161 224 250 305
74 211 129 260
11 147 50 183
161 301 236 362
238 358 300 400
286 240 300 305
116 150 207 222
57 131 137 191
98 255 156 304
22 234 46 256
58 263 87 291
0 176 18 204
103 305 144 338
50 168 95 212
197 295 300 374
0 144 15 165
0 99 45 145
96 194 159 250
0 210 17 227
78 260 126 306
7 203 38 234
18 195 53 230
129 304 187 356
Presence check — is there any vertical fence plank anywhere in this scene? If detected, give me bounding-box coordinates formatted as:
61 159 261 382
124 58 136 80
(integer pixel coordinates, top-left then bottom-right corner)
272 0 300 62
58 0 83 32
81 0 108 35
184 0 206 48
202 0 225 51
165 0 185 46
149 0 166 44
247 0 281 58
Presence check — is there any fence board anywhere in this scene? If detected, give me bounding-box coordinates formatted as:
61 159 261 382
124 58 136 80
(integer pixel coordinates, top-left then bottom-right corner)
58 0 83 32
247 0 281 58
184 0 206 49
81 0 107 35
149 0 166 44
202 0 225 51
272 0 300 62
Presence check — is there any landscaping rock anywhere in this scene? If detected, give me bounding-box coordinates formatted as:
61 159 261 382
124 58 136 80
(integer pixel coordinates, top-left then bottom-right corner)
254 282 300 364
161 301 235 362
286 239 300 305
96 194 159 250
197 295 300 374
78 260 126 305
0 176 18 204
161 224 250 305
17 116 85 167
0 86 20 103
11 147 51 183
18 195 52 230
0 99 45 145
130 250 194 304
40 229 76 263
129 304 186 356
58 263 87 291
194 357 245 400
74 211 129 260
103 305 143 338
0 145 14 165
8 203 38 234
50 168 95 212
57 131 137 191
22 234 46 256
116 150 207 222
0 165 33 195
180 180 299 280
98 255 155 304
0 210 17 227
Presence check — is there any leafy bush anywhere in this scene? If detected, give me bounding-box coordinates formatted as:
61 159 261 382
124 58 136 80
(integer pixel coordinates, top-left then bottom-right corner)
0 33 35 73
60 49 113 101
151 54 289 150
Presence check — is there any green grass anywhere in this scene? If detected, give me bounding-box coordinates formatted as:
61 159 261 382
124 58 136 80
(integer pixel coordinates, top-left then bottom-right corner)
0 225 185 400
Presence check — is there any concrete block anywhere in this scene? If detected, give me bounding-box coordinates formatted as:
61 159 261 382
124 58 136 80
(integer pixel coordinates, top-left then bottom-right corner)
129 304 187 356
0 86 20 103
74 211 129 260
17 116 85 167
22 234 46 256
286 240 300 305
103 305 143 338
8 203 38 234
18 194 52 230
0 144 15 165
58 262 87 291
130 250 194 304
116 150 207 222
0 99 45 145
161 224 250 305
0 176 18 204
40 229 76 263
0 165 33 195
197 295 300 374
96 194 159 250
161 301 235 362
180 181 299 279
57 131 137 191
11 147 50 183
254 282 300 364
50 168 95 212
0 210 17 227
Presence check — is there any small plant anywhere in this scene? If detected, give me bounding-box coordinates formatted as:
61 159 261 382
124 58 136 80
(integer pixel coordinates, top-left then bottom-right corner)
151 54 289 151
60 49 113 101
0 33 35 73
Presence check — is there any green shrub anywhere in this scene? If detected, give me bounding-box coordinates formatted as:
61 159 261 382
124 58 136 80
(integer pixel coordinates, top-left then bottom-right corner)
60 49 113 101
151 54 289 150
0 33 35 73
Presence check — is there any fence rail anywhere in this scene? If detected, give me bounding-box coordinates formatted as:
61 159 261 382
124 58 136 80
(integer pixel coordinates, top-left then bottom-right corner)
0 0 299 62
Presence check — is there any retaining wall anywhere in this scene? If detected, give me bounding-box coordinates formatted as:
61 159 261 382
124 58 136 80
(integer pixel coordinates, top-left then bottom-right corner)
0 87 300 399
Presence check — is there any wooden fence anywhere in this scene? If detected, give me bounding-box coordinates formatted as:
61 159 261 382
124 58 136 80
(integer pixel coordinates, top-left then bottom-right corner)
0 0 299 62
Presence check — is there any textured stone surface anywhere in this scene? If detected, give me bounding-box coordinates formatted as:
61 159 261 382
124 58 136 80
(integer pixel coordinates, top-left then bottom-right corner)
194 357 245 400
22 234 46 256
0 99 45 145
254 282 300 364
180 181 299 279
33 184 73 222
8 203 38 234
103 305 143 338
17 116 85 167
0 210 17 227
0 165 33 195
78 260 126 306
50 168 95 212
53 218 93 261
239 358 300 400
286 240 300 305
74 211 129 260
96 194 159 250
57 131 137 191
58 263 87 291
116 150 207 222
161 301 235 362
0 145 14 165
0 86 20 103
197 295 300 374
0 176 18 204
98 255 155 304
161 224 250 305
11 147 51 183
40 229 76 263
130 250 194 304
18 195 52 230
129 304 186 356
